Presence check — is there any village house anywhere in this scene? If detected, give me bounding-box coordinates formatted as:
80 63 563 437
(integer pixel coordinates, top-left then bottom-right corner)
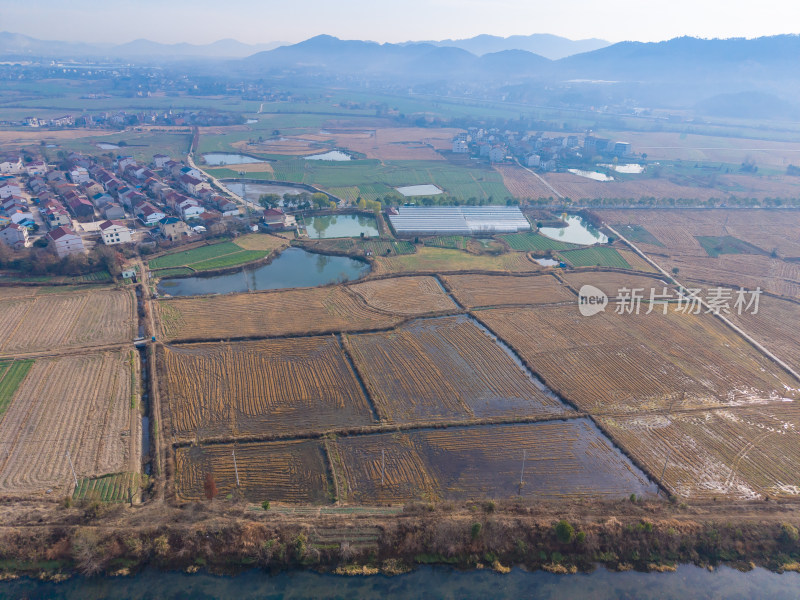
0 223 29 249
0 181 22 199
157 216 188 241
262 208 297 229
25 161 47 176
47 226 85 257
68 167 90 185
103 203 127 221
0 157 22 175
99 220 131 245
179 199 205 220
152 154 170 169
136 202 166 226
179 174 212 196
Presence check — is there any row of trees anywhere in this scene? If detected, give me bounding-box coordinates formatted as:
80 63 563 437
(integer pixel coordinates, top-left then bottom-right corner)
0 243 124 277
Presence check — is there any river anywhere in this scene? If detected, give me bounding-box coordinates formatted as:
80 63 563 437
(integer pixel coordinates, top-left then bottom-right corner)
3 564 799 599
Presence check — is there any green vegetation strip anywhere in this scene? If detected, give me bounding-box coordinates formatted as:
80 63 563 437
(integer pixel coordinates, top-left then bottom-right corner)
501 232 579 252
150 241 269 272
0 360 34 418
423 235 469 250
558 247 631 268
613 224 665 247
695 235 766 258
73 472 149 503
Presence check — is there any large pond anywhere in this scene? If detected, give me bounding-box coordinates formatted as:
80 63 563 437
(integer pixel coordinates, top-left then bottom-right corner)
304 150 352 161
225 182 303 203
4 564 800 599
567 168 614 181
156 247 369 296
203 153 267 166
96 142 119 150
599 163 645 174
304 214 379 239
539 214 609 245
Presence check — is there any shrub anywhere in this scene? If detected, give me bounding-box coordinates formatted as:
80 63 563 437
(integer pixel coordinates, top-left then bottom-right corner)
554 520 574 544
262 500 271 511
781 523 799 544
471 522 482 540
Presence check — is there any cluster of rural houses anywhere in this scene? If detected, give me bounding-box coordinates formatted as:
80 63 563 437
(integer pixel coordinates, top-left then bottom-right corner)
452 128 632 171
0 149 243 258
10 108 243 130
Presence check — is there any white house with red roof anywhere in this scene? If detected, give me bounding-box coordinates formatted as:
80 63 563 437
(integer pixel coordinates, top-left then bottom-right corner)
46 226 85 257
99 220 131 245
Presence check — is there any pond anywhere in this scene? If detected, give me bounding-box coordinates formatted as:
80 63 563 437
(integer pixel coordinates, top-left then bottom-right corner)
246 119 258 124
599 163 645 174
534 257 560 266
95 142 119 150
203 153 267 166
304 214 379 239
225 182 303 203
539 214 609 245
304 150 353 161
567 169 614 181
396 184 444 197
156 247 369 296
4 564 800 599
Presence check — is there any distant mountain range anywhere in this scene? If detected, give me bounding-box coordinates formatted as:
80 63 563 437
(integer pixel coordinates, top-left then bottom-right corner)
0 31 607 62
406 34 610 60
4 31 800 115
0 32 285 60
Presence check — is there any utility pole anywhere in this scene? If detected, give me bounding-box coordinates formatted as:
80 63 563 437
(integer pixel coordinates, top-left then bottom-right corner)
232 449 240 487
66 450 78 488
381 449 385 487
518 449 527 495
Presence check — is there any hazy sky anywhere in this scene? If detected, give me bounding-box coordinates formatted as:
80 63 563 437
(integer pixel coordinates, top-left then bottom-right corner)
3 0 798 45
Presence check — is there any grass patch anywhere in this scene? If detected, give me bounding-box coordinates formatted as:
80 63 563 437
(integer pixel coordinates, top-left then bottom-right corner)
151 267 194 278
190 250 268 271
423 235 469 250
149 241 271 272
501 232 579 252
374 246 534 274
73 472 149 503
149 241 240 269
0 360 34 418
695 235 766 258
613 224 665 247
558 247 631 268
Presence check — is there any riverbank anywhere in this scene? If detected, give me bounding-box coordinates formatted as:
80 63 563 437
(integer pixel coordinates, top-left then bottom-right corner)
1 497 799 581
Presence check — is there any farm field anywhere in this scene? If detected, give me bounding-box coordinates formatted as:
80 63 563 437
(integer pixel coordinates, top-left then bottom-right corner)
600 209 800 298
155 283 445 341
330 420 658 503
345 316 569 423
371 247 537 275
422 235 469 250
73 472 148 503
149 239 274 273
727 295 800 374
160 337 374 441
443 273 574 307
500 231 578 252
348 276 456 316
476 305 800 414
563 271 672 299
557 246 631 269
612 224 665 247
0 360 34 417
494 164 560 199
0 350 137 496
207 158 511 202
174 440 330 503
0 287 136 356
597 403 800 499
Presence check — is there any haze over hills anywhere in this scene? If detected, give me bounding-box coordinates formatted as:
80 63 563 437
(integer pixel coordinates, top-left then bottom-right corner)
0 32 285 59
407 33 611 60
